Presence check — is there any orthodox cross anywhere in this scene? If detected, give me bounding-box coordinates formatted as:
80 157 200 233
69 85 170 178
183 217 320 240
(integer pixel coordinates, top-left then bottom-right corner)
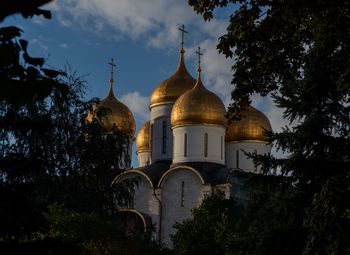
108 57 116 83
195 46 203 69
178 24 188 49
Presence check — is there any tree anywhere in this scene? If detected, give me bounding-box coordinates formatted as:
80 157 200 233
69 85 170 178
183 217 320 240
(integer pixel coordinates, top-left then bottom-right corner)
173 175 305 255
172 192 237 255
186 0 350 254
0 2 146 254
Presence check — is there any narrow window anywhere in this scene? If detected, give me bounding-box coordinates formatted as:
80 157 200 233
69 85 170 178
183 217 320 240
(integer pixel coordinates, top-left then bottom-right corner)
220 136 223 160
184 133 187 157
132 190 136 208
204 133 208 157
130 185 136 209
236 150 239 169
162 120 166 154
181 181 185 207
173 134 175 157
150 123 153 158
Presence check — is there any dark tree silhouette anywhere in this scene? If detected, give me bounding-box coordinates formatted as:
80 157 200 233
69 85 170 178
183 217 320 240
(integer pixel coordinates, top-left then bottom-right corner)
175 1 350 254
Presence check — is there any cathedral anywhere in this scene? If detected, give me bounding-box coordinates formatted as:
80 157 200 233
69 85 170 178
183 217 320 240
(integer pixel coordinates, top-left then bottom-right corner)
90 27 272 247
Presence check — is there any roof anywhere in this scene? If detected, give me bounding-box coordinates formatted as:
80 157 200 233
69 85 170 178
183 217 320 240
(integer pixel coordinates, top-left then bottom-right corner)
116 160 233 188
133 160 172 187
169 162 230 185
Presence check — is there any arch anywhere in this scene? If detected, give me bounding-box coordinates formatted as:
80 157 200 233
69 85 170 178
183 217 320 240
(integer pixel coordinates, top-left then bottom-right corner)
112 170 154 189
117 209 149 232
157 165 205 188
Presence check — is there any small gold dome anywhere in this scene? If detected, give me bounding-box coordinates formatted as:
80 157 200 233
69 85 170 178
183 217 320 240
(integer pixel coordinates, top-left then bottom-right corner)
150 49 196 109
136 121 150 153
226 106 272 142
171 71 226 127
88 86 136 137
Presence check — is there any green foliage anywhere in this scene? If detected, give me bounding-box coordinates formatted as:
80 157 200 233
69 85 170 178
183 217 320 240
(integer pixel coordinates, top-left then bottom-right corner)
183 2 350 253
0 0 53 22
173 177 305 255
303 176 350 255
0 2 152 254
40 203 123 255
172 192 237 255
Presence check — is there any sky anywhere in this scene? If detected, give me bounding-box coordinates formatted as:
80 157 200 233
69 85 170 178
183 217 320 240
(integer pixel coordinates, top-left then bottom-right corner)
3 0 289 166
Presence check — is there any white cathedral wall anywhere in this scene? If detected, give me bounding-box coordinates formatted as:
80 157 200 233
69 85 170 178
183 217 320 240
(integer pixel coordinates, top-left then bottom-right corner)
150 104 173 162
172 125 226 164
160 169 208 247
116 173 159 240
225 141 271 172
137 151 150 167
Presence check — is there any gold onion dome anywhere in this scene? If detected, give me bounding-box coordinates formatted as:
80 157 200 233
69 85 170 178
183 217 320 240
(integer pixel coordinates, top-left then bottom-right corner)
87 58 135 137
96 87 136 137
136 121 150 153
171 67 226 127
150 48 196 109
226 105 272 142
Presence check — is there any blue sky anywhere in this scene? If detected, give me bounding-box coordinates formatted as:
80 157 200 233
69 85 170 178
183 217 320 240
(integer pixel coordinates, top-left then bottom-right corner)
3 0 287 166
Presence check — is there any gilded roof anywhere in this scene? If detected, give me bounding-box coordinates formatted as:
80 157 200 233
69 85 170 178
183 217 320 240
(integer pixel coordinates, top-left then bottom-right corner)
136 121 150 153
171 71 226 127
88 86 136 137
150 49 196 109
226 106 272 142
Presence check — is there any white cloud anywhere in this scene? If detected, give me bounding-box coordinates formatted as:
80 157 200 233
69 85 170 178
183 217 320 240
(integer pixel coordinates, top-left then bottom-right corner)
30 38 49 56
120 92 150 123
59 43 70 48
47 0 221 47
190 39 233 107
48 0 291 158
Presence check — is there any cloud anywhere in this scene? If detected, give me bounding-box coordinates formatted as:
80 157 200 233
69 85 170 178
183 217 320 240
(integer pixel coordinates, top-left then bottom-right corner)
190 39 233 107
120 92 150 123
59 43 70 48
29 38 49 56
48 1 291 158
47 0 219 47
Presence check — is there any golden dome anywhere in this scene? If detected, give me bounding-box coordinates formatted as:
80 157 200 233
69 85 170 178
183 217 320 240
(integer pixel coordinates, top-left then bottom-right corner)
150 48 196 109
171 70 226 127
226 106 272 142
88 84 136 137
136 121 150 153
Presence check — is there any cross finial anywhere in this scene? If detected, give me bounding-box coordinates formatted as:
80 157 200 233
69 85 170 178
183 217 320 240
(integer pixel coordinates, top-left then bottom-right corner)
179 24 188 49
195 46 203 71
108 57 116 84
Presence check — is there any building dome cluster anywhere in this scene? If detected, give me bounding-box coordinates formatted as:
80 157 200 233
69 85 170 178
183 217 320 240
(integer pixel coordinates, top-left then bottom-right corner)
105 25 273 247
87 31 271 168
135 47 272 160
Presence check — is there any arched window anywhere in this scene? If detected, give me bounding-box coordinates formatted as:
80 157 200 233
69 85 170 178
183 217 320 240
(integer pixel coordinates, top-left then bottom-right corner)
162 120 166 154
204 133 208 157
184 133 187 157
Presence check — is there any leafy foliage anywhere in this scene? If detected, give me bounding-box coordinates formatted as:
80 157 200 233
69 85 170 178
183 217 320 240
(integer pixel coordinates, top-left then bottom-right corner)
172 192 237 255
173 176 305 255
0 2 157 254
184 0 350 254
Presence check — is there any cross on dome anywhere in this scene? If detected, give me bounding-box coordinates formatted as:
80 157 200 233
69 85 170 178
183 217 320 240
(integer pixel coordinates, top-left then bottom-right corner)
195 46 203 72
108 57 116 84
178 24 188 49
